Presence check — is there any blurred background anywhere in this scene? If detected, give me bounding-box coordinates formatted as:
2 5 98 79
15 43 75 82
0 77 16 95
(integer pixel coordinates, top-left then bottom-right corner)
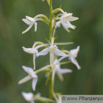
0 0 103 103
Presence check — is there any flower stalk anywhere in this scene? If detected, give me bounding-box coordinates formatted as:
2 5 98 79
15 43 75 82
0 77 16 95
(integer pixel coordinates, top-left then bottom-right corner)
49 0 53 41
49 0 54 101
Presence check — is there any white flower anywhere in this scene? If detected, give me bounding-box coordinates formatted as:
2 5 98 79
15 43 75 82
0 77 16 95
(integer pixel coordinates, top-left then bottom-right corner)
37 45 67 68
69 46 81 69
22 44 48 69
56 12 78 31
22 92 55 103
18 66 38 91
22 92 34 103
22 92 41 103
52 59 72 84
22 16 42 34
22 46 38 69
37 45 66 57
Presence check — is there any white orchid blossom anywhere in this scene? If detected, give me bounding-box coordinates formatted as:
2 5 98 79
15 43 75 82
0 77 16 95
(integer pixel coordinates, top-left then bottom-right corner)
69 46 81 69
59 46 81 70
22 46 38 70
22 44 48 69
37 45 66 56
22 92 41 103
52 59 72 85
56 12 78 32
22 16 42 34
18 66 38 91
22 92 55 103
37 45 67 68
22 92 34 103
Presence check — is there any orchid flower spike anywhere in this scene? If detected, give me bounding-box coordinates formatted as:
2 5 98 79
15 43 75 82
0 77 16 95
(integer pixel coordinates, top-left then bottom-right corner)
18 66 38 91
56 12 79 32
52 59 72 84
22 16 42 34
69 46 81 70
22 44 48 70
22 92 41 103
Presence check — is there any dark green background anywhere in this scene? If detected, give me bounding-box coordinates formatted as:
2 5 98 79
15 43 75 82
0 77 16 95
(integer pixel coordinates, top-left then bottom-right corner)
0 0 103 103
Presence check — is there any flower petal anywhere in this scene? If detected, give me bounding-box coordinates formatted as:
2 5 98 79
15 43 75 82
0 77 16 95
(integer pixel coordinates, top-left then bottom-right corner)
62 21 76 29
54 48 67 56
56 21 61 27
61 21 69 28
52 69 56 86
70 57 81 70
56 71 64 81
62 13 72 18
22 65 33 73
37 48 49 56
22 46 35 54
18 75 31 84
32 78 38 91
54 58 59 64
68 16 79 21
57 68 72 74
22 92 33 101
31 101 34 103
66 20 75 29
22 24 33 34
34 22 37 32
30 72 37 78
26 16 35 22
54 59 60 69
22 19 31 25
70 46 80 58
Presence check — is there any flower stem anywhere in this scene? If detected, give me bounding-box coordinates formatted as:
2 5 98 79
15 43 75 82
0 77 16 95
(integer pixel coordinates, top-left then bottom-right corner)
49 0 53 41
49 0 53 102
49 72 53 100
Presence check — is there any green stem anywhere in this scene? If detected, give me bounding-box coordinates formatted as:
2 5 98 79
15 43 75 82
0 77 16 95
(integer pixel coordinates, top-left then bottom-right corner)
49 72 53 100
49 0 53 101
49 0 53 41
